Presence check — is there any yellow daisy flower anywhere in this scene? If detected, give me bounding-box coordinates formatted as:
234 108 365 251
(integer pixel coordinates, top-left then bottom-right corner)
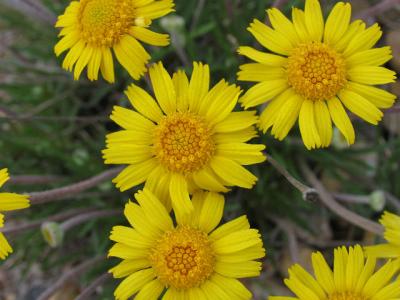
0 168 30 260
103 61 266 216
238 0 397 149
54 0 174 83
269 245 400 300
365 211 400 259
108 188 265 300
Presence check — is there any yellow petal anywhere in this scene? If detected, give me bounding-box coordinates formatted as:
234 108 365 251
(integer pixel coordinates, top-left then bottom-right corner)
346 46 392 67
343 24 382 57
114 35 150 80
0 232 12 260
112 159 158 191
239 79 288 109
134 279 164 300
237 46 286 66
314 100 332 147
323 2 351 45
149 62 176 115
129 26 169 46
347 66 396 85
210 156 257 189
339 89 383 125
198 192 224 234
172 69 190 111
114 268 155 300
271 93 303 141
0 169 9 188
299 99 321 150
304 0 324 42
216 143 266 165
267 8 300 44
188 62 210 113
100 47 115 83
237 63 285 82
247 19 293 55
327 97 355 145
0 193 30 211
169 173 194 219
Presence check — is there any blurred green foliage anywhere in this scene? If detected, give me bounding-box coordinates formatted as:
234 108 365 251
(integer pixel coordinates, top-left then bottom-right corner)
0 0 399 298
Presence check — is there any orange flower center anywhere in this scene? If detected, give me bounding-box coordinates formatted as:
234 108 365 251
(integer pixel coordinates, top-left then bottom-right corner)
149 226 215 289
287 42 347 100
78 0 134 47
153 112 215 174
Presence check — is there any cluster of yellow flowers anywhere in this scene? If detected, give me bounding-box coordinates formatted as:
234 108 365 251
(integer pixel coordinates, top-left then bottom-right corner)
1 0 399 299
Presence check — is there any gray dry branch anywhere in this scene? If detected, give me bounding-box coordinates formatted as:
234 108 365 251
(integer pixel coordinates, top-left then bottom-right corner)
29 167 123 205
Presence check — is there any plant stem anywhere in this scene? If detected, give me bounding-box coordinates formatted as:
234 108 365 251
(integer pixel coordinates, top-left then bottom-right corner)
29 167 122 205
300 161 383 235
268 156 319 202
356 0 400 19
0 208 96 235
75 273 111 300
37 255 106 300
60 209 121 231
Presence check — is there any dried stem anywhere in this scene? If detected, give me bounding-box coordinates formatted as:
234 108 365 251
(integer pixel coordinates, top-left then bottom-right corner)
300 161 383 235
268 156 319 202
334 193 369 205
1 0 56 25
8 175 63 185
273 0 290 9
75 272 111 300
61 209 121 231
356 0 400 19
29 167 122 205
385 192 400 212
269 216 300 263
37 255 106 300
0 208 97 235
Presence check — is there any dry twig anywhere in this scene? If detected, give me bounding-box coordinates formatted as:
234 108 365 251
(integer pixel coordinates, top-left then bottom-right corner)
29 167 122 205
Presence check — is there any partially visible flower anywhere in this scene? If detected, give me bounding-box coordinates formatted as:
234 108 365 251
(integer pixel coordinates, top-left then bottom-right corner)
54 0 174 83
0 168 30 260
365 211 400 259
108 188 265 300
269 245 400 300
238 0 396 149
103 61 265 216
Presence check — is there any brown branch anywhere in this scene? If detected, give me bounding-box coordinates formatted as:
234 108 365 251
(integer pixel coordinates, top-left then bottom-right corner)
29 167 122 205
356 0 400 19
1 0 56 25
37 255 106 300
300 161 383 235
273 0 290 9
8 175 63 185
75 273 111 300
0 208 97 235
61 209 121 231
269 216 300 263
268 156 319 202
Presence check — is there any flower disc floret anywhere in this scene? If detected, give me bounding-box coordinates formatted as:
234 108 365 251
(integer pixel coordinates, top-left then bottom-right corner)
149 226 215 289
287 43 347 100
153 112 215 173
79 0 134 47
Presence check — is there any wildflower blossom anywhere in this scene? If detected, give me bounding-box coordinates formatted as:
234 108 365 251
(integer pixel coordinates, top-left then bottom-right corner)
103 62 265 216
0 169 30 260
108 188 265 300
54 0 174 82
238 0 396 149
270 245 400 300
365 211 400 259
